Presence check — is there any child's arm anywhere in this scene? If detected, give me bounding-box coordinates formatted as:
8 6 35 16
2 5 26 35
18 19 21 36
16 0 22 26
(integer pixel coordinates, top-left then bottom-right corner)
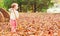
16 12 19 21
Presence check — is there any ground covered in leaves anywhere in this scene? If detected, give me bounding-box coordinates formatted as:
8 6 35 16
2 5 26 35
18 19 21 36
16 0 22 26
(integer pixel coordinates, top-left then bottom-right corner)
0 13 60 36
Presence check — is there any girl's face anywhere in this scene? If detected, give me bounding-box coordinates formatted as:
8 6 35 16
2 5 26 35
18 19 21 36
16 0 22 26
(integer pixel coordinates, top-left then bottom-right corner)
14 4 18 10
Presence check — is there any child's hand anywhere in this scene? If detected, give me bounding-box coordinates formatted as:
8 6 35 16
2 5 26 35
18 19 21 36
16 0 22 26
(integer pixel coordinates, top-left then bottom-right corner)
16 17 19 21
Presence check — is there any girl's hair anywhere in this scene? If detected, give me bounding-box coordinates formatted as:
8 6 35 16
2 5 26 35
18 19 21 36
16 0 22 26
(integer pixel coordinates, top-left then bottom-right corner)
11 3 18 8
